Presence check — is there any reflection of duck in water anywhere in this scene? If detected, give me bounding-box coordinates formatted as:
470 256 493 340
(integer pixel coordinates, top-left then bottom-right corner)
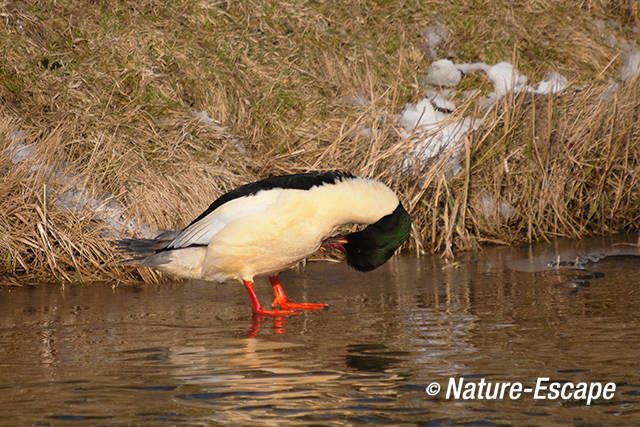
119 171 411 316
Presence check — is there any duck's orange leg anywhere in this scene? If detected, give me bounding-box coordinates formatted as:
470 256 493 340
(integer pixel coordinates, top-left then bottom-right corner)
270 275 329 311
247 315 288 338
243 280 300 316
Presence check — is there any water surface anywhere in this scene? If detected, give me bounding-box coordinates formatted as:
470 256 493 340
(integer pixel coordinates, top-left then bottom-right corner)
1 235 640 424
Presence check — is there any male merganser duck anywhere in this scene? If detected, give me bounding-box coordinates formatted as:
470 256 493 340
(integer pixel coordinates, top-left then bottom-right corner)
118 171 411 316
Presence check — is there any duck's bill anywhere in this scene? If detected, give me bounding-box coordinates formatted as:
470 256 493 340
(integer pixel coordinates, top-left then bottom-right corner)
321 236 348 253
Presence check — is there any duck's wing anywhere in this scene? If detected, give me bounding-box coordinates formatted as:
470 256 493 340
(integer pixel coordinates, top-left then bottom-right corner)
165 171 356 250
166 189 282 250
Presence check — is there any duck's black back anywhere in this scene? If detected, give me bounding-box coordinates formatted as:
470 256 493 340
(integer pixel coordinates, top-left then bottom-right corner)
186 170 356 228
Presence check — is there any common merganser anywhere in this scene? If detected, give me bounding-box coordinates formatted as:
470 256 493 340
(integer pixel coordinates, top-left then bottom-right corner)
118 171 411 316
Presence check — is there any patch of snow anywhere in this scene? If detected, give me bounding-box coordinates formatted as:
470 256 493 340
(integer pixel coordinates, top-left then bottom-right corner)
398 97 480 175
478 192 517 220
533 72 568 95
600 79 619 102
398 98 449 131
401 117 478 175
477 93 498 110
426 91 456 113
620 50 640 82
451 61 568 108
55 181 153 239
425 59 462 87
6 132 152 238
338 94 370 107
456 62 490 74
410 57 577 176
351 126 374 138
7 131 35 164
485 62 531 97
403 59 571 176
607 19 621 31
193 110 212 123
423 22 448 59
8 142 35 163
193 110 247 154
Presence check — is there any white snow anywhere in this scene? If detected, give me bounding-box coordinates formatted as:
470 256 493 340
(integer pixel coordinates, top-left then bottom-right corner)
620 50 640 82
398 96 480 174
338 93 370 107
533 72 568 95
425 59 462 87
352 126 374 138
401 58 573 175
425 89 456 111
484 62 531 97
55 182 153 239
398 98 450 130
6 132 152 238
456 62 490 74
193 110 247 154
431 60 570 109
7 131 34 163
402 43 639 175
600 79 619 102
423 24 447 49
477 191 517 220
597 49 640 101
423 22 448 59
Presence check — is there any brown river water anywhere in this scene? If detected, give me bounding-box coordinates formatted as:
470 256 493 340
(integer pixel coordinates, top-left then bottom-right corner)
1 235 640 425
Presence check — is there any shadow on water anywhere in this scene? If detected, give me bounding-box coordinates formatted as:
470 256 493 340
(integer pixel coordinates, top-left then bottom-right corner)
1 235 640 424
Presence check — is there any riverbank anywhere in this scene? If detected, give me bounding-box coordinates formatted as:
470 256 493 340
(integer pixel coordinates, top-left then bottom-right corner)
1 0 639 282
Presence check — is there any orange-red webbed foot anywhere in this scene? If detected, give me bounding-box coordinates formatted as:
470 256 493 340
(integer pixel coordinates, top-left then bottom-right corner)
243 280 301 317
253 307 301 316
269 276 329 311
276 301 329 311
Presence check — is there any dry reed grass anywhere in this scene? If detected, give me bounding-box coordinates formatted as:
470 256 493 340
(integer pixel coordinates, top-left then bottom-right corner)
1 0 639 283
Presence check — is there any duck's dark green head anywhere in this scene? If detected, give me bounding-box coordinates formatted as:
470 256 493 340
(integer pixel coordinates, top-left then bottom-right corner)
342 203 411 272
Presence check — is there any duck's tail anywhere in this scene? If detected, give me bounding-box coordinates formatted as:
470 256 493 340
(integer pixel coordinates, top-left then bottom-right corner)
117 230 206 279
116 230 180 261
